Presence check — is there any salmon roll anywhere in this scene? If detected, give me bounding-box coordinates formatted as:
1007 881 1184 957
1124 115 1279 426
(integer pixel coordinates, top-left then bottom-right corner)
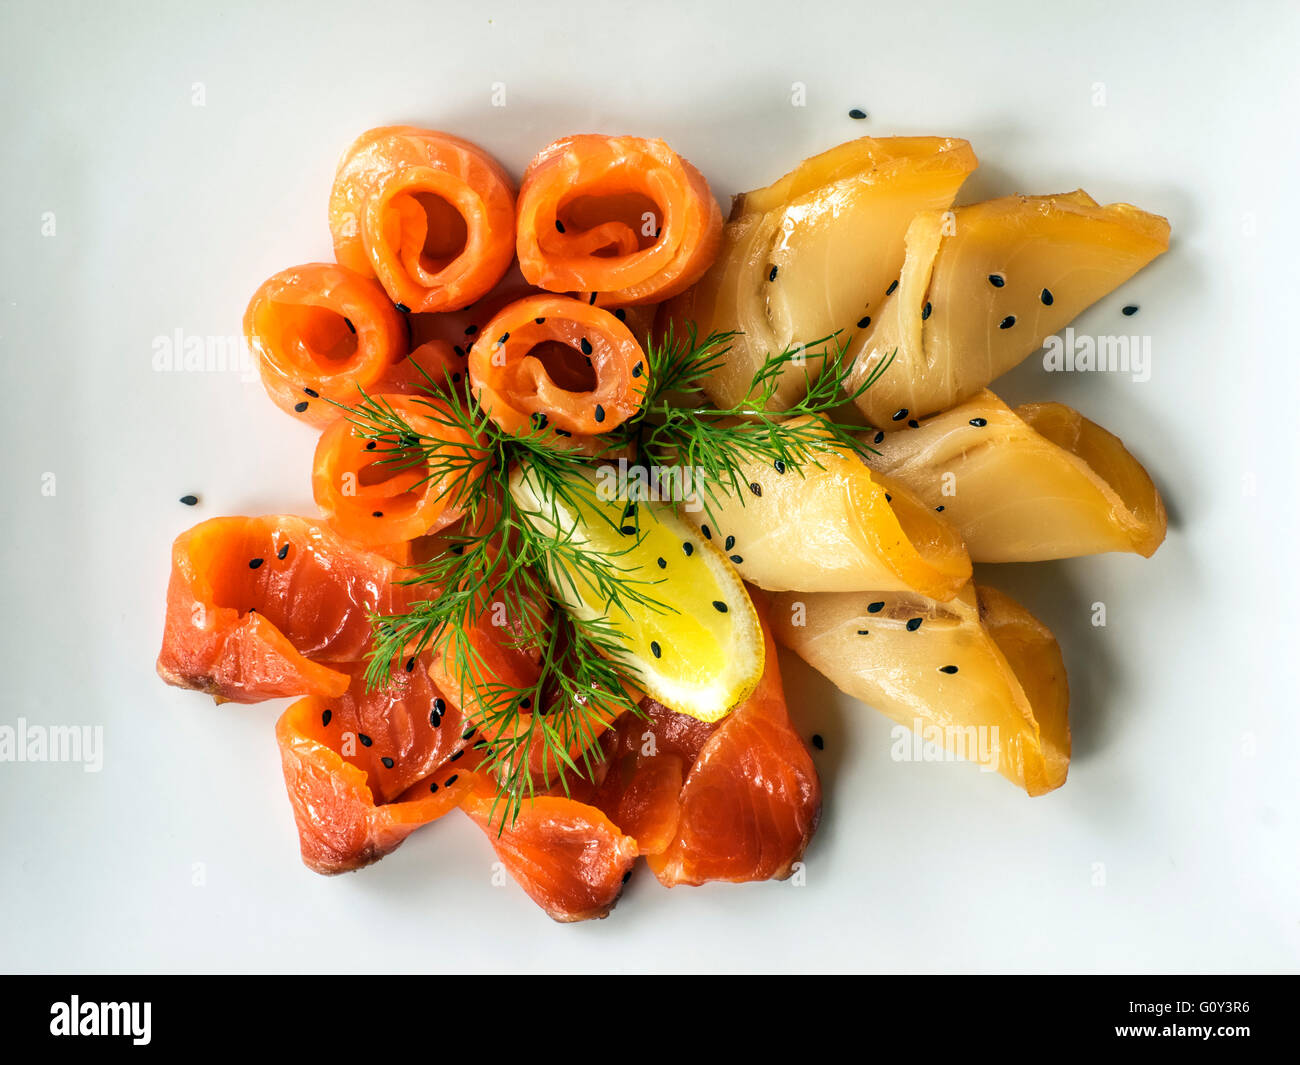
245 263 408 426
329 126 516 313
516 135 722 306
312 393 486 549
468 294 647 436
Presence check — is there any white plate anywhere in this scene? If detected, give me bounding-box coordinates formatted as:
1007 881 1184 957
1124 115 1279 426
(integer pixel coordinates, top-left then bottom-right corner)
2 0 1297 974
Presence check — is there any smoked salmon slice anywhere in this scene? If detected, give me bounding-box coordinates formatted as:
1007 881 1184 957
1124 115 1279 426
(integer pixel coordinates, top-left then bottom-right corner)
245 263 409 426
468 294 648 436
156 516 415 703
646 603 821 886
459 772 638 922
312 392 487 548
276 690 475 875
516 135 722 306
329 126 517 313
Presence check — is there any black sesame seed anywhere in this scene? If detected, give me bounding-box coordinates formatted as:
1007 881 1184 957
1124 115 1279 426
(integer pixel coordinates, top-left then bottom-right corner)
682 541 693 557
621 870 632 884
453 345 465 357
580 337 593 356
535 317 546 324
277 543 289 560
404 657 415 673
632 361 643 378
465 324 478 336
907 419 919 429
906 617 923 632
461 727 477 740
812 733 825 750
433 697 445 714
873 431 885 444
381 756 394 769
179 494 199 506
969 417 988 427
248 557 264 569
856 629 869 636
768 265 779 282
935 505 945 512
1040 288 1054 306
857 316 871 328
429 781 439 793
321 709 332 727
358 733 373 747
724 534 735 551
729 554 743 564
712 601 728 613
498 332 509 345
594 404 605 423
620 524 636 535
867 601 884 613
650 641 662 659
293 401 309 413
885 493 892 503
623 503 637 518
370 510 382 518
532 411 549 430
749 482 762 497
365 440 377 450
774 460 786 474
448 749 463 762
939 665 959 674
998 315 1017 330
519 696 531 709
657 557 667 569
451 372 461 384
303 387 319 398
445 773 458 786
615 309 627 321
343 319 355 334
921 301 932 320
555 219 565 233
450 544 464 556
395 302 410 314
892 408 908 421
886 279 899 295
988 274 1005 288
849 108 867 120
589 292 598 305
1122 305 1139 316
701 524 712 539
556 428 571 437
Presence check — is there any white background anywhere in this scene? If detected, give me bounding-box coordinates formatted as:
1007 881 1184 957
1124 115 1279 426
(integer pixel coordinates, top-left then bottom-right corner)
2 0 1296 974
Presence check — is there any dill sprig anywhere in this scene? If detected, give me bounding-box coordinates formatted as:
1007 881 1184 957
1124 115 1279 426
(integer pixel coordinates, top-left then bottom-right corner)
331 316 896 826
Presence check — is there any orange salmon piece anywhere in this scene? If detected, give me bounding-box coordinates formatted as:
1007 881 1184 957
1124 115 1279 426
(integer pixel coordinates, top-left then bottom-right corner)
516 135 722 306
468 294 647 436
330 126 516 313
156 515 415 703
245 262 408 426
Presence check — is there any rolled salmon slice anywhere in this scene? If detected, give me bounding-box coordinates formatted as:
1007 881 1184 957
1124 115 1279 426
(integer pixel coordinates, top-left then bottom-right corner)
866 390 1168 561
696 415 971 598
468 294 647 436
773 582 1070 796
459 772 638 922
329 126 517 312
276 691 475 875
516 135 722 306
156 515 416 703
245 262 408 426
312 392 488 548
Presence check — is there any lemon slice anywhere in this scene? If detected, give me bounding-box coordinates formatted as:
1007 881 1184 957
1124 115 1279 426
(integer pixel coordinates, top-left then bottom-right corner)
508 460 763 723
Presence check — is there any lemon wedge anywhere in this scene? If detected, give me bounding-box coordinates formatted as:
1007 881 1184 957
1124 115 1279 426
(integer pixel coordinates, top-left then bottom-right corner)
508 460 763 723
